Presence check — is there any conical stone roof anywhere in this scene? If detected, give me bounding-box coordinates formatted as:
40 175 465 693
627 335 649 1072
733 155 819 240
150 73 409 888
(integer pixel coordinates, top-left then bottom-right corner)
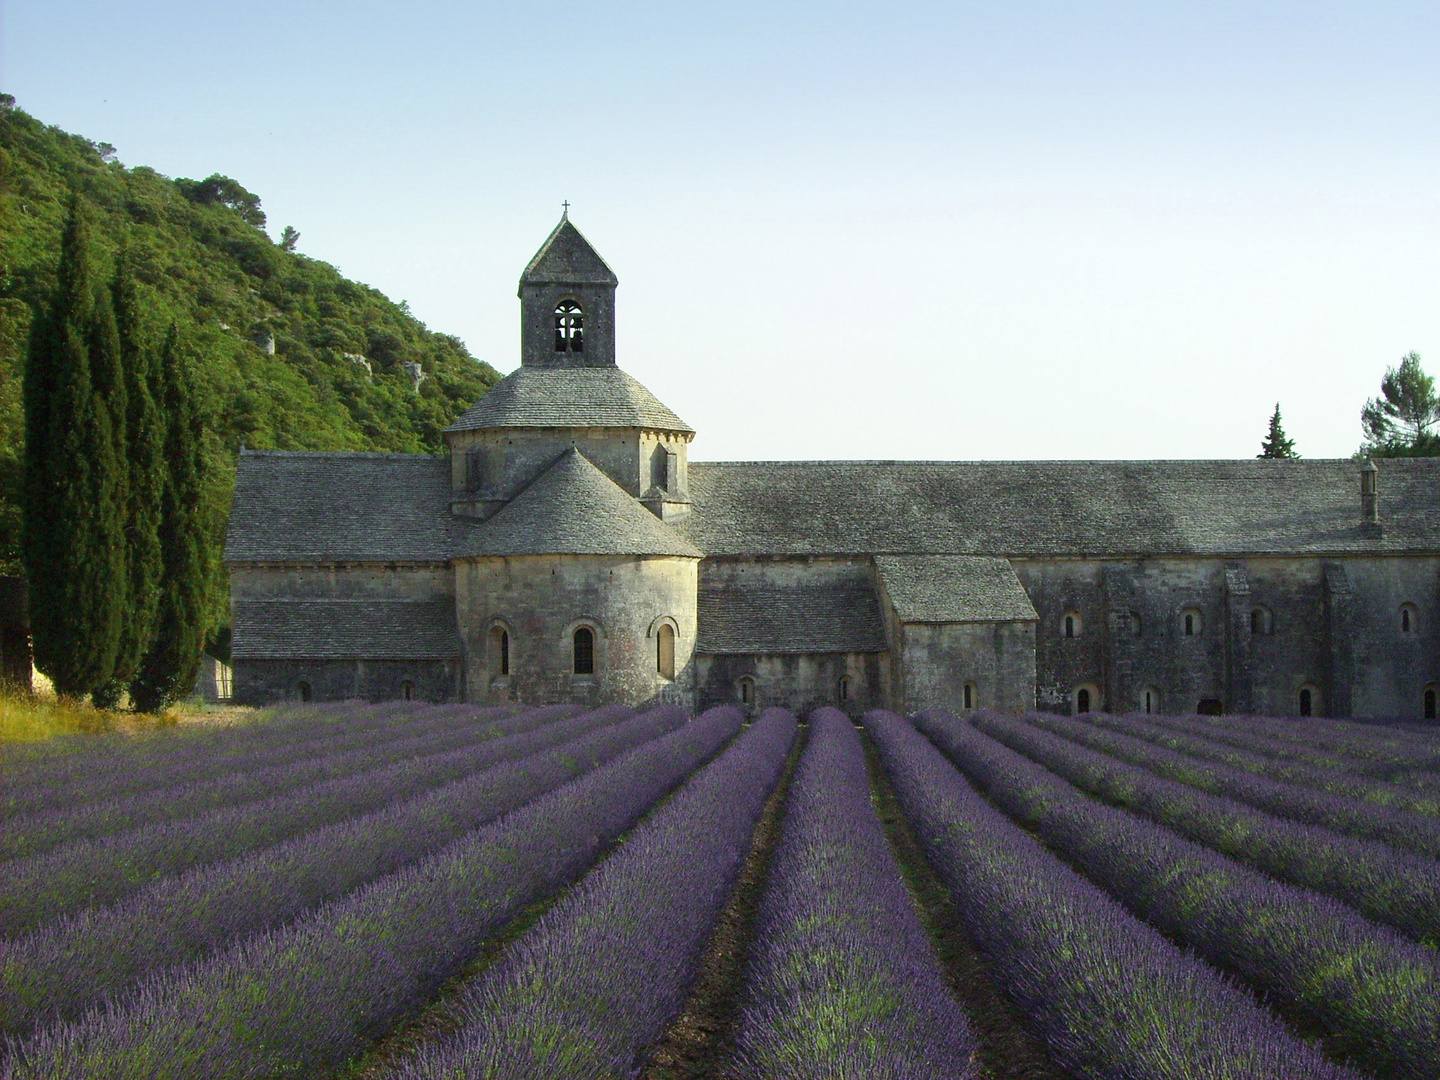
445 367 692 434
459 448 703 558
520 217 618 286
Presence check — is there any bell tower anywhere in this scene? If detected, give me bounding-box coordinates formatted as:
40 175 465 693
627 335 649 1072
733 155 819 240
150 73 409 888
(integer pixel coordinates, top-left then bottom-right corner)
518 211 619 369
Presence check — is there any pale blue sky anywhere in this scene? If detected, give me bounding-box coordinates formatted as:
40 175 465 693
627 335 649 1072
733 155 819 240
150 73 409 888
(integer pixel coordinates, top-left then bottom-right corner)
7 2 1439 460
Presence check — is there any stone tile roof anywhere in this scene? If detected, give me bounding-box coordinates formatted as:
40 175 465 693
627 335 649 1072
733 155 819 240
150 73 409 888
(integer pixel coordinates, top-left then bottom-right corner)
696 576 888 654
232 599 460 659
457 448 704 559
679 459 1440 558
445 367 693 433
225 451 461 564
876 555 1038 623
520 217 618 286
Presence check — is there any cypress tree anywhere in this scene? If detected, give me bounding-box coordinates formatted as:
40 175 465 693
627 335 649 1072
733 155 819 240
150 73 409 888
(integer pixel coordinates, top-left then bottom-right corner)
131 325 207 713
94 248 163 708
1258 403 1298 459
23 195 124 698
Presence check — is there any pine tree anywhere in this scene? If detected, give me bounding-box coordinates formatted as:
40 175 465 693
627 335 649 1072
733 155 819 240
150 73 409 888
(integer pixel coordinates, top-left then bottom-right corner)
94 248 164 708
1360 352 1440 456
23 195 125 698
1258 403 1298 459
131 326 208 713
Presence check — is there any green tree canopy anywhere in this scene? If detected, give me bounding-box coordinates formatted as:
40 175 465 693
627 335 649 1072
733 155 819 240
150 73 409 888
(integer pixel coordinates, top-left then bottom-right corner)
23 196 125 697
175 174 267 228
1258 403 1298 459
1361 352 1440 457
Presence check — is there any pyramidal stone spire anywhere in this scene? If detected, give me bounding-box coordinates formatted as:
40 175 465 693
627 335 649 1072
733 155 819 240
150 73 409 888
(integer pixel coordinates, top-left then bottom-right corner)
519 216 619 368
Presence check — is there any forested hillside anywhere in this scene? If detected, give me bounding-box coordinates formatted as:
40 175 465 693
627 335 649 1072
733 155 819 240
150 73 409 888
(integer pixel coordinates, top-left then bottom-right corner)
0 96 501 581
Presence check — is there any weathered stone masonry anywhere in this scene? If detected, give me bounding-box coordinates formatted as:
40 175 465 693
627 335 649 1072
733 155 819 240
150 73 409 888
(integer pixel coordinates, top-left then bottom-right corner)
225 216 1440 719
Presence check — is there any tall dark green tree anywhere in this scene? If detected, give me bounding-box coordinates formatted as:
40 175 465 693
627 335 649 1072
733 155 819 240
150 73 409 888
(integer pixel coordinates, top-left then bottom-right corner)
1361 352 1440 457
1258 403 1298 459
131 325 208 712
94 248 164 708
23 195 125 698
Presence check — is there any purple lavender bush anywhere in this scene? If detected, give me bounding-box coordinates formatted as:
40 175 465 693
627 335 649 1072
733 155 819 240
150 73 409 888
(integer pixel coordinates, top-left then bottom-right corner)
1023 711 1440 858
973 711 1440 945
1078 712 1440 819
2 706 741 1080
0 704 686 1038
728 708 978 1080
0 706 634 936
1 707 567 860
2 702 533 818
1154 712 1440 780
379 707 791 1080
866 710 1361 1080
917 710 1440 1080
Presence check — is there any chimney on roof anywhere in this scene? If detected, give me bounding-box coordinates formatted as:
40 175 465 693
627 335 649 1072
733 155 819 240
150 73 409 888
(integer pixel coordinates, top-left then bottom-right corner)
1360 459 1379 522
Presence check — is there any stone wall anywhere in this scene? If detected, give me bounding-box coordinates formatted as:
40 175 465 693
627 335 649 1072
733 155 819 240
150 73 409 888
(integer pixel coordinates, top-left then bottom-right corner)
694 650 888 716
447 427 690 513
1014 555 1440 719
896 621 1036 716
457 553 698 709
233 658 460 704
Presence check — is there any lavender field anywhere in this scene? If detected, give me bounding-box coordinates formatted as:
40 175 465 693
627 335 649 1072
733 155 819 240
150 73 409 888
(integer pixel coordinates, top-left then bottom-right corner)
1 701 1435 1079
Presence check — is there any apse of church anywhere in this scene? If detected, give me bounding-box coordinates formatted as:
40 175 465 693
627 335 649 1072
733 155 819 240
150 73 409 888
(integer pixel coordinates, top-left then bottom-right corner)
225 214 1440 719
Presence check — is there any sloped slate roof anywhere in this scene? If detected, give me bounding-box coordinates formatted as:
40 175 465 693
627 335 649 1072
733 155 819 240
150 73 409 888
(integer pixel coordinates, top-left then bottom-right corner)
457 448 703 558
446 367 692 433
679 459 1440 557
696 576 887 654
226 452 461 563
876 555 1038 623
520 217 618 286
232 599 460 659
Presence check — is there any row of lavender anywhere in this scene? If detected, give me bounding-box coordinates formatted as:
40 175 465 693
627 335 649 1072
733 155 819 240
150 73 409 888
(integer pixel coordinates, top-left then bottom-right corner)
2 699 508 815
872 710 1363 1080
9 700 1430 1079
0 705 686 1037
971 711 1440 945
933 709 1440 1080
1 704 576 860
376 708 980 1080
3 706 743 1077
0 704 606 935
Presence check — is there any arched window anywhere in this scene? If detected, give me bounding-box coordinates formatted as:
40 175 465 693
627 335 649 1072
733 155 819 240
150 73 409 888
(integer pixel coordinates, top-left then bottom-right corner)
1298 684 1320 717
572 626 595 676
1076 687 1091 714
657 623 675 681
963 681 977 711
1425 686 1438 721
1400 604 1419 634
1142 687 1160 715
1250 606 1273 636
297 681 312 703
738 676 756 707
554 300 583 353
1182 607 1203 637
1073 684 1099 715
490 626 510 678
401 680 414 701
837 675 850 703
1063 612 1082 639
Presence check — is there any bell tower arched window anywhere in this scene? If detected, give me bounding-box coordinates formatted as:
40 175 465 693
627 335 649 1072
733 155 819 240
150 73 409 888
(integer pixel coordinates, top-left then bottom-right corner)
554 301 583 353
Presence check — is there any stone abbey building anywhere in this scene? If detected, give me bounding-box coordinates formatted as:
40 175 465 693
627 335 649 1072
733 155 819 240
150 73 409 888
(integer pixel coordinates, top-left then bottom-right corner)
226 217 1440 720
